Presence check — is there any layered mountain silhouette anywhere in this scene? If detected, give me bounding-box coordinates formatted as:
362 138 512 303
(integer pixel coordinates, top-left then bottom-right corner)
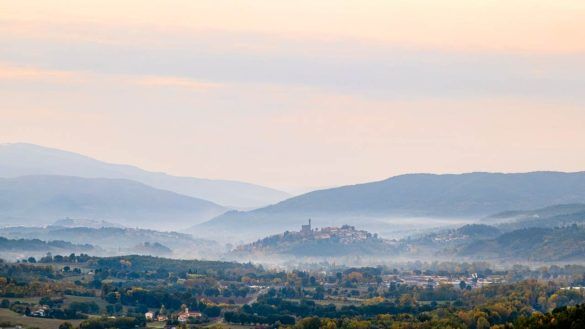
0 143 289 209
0 175 227 229
198 172 585 238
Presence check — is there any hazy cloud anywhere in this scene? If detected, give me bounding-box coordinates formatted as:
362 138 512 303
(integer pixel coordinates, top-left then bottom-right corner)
1 1 584 190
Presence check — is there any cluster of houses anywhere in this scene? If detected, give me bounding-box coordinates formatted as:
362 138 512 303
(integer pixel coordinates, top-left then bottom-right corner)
382 273 503 289
29 305 49 317
235 220 393 256
310 225 378 244
300 220 377 243
145 307 202 324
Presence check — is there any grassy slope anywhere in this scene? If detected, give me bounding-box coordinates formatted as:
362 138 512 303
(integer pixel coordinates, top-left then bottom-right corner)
0 308 83 329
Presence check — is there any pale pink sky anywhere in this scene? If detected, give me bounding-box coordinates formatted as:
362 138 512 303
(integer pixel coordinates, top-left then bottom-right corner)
1 1 584 192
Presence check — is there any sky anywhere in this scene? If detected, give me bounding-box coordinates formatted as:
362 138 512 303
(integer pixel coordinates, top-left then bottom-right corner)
1 1 584 193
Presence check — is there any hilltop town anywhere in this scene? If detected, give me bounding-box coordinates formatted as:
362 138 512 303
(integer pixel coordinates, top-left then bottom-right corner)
232 221 399 258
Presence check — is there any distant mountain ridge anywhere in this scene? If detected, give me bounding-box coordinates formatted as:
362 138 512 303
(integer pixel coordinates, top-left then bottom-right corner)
0 236 95 253
51 218 126 229
199 171 585 239
0 143 290 208
0 175 227 229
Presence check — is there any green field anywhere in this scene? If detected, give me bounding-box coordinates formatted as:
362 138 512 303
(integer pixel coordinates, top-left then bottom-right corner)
3 297 41 304
146 321 167 328
0 308 83 329
3 294 107 309
284 297 363 308
61 294 108 309
0 295 111 329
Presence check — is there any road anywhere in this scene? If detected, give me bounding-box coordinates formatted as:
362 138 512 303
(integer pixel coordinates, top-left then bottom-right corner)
246 287 269 305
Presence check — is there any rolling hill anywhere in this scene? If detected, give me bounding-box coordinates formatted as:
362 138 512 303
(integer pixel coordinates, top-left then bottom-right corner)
0 237 95 254
230 224 400 261
402 223 585 262
486 203 585 230
0 223 224 259
0 222 226 259
0 143 290 209
0 175 227 229
198 172 585 239
457 226 585 261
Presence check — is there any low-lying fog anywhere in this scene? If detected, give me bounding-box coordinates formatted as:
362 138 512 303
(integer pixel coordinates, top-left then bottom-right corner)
192 215 479 245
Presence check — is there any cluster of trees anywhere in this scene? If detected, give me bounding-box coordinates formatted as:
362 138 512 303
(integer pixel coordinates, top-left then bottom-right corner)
76 316 145 329
224 280 585 327
51 301 585 329
94 255 258 278
1 299 92 320
0 265 91 297
289 304 585 329
1 254 584 328
224 310 295 325
0 237 93 254
228 296 433 322
37 253 93 264
100 280 253 310
101 287 228 316
515 304 585 329
376 262 585 282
